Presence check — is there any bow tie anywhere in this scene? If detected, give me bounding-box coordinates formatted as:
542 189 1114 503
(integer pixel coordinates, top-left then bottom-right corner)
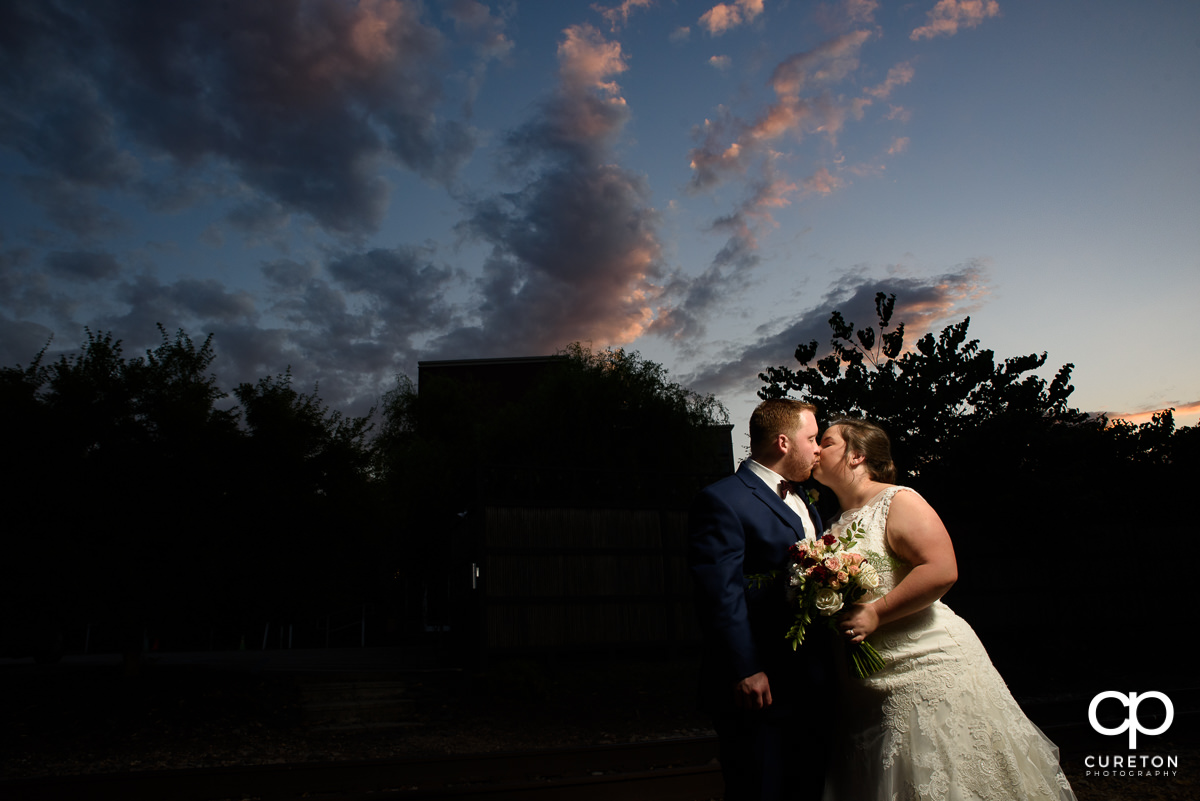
778 480 804 500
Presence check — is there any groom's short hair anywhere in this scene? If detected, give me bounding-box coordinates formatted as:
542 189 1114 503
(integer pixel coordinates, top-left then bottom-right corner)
749 399 817 453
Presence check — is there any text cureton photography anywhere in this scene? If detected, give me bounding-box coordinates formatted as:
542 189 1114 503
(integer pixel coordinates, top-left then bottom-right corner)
1084 690 1182 782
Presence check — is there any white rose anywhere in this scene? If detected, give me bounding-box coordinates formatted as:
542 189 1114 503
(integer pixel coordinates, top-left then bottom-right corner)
814 587 844 616
857 563 880 590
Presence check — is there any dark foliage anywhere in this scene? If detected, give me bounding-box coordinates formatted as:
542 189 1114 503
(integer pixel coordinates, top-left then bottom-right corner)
1 327 380 656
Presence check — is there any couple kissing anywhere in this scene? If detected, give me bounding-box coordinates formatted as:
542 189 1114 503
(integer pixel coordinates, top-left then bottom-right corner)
688 398 1076 801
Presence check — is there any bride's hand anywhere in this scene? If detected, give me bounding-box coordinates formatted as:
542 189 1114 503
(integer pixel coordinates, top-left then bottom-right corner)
839 602 879 644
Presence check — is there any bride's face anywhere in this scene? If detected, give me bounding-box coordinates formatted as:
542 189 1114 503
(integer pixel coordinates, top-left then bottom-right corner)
813 426 849 483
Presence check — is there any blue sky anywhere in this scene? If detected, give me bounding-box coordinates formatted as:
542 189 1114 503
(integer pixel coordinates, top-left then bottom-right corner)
2 0 1197 432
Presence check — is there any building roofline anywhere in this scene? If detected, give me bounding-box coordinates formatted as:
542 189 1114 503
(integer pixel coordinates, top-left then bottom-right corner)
418 355 566 368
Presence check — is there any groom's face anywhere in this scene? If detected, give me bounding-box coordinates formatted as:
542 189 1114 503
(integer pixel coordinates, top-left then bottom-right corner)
780 410 820 482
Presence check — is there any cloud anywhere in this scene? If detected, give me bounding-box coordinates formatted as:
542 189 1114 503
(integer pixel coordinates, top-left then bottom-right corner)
688 31 873 191
770 30 873 97
1107 400 1200 427
802 167 843 195
444 0 514 117
684 262 990 397
678 30 900 341
699 0 764 36
887 137 910 155
816 0 880 32
111 275 258 328
430 24 662 358
865 62 916 101
911 0 1001 41
595 0 655 31
843 0 880 25
0 0 487 236
670 26 692 42
0 246 83 323
225 198 293 245
327 245 456 336
651 164 803 344
0 314 54 368
45 250 122 282
710 55 733 71
445 0 513 60
18 176 126 242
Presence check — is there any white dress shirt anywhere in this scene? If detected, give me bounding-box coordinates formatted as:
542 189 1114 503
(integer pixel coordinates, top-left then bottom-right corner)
745 459 817 540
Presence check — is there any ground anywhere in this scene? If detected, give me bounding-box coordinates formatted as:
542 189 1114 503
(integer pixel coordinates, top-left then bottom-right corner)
1 653 1194 801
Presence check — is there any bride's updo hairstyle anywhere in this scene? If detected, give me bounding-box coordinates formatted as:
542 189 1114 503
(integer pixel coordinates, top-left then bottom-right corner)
828 418 897 483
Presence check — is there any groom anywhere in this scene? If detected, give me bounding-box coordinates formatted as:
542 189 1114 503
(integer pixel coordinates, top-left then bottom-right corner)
688 399 829 801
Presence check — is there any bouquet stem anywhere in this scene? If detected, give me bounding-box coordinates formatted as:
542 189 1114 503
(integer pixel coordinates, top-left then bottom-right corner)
849 640 885 678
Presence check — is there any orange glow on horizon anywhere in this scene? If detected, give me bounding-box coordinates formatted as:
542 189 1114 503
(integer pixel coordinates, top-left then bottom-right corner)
1108 402 1200 429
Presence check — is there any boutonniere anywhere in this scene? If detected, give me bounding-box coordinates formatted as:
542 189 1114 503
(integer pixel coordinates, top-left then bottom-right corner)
806 487 820 507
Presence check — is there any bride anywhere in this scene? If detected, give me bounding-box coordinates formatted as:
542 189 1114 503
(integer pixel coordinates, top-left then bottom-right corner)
812 418 1076 801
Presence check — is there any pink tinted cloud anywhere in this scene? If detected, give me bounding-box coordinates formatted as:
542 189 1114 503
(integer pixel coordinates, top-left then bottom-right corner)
844 0 880 24
911 0 1001 41
445 0 513 59
558 24 628 95
816 0 879 32
709 55 733 70
440 23 664 356
770 30 872 97
802 167 843 195
699 0 764 36
595 0 655 32
688 31 873 189
887 136 910 155
865 62 915 100
895 259 991 329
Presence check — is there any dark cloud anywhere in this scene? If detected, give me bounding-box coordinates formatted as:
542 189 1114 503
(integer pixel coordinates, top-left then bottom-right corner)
0 246 81 323
0 0 486 236
327 246 456 335
261 258 318 294
443 0 513 117
684 263 989 397
429 24 663 359
652 169 801 344
45 250 121 282
0 314 54 367
240 245 462 411
225 199 292 241
649 232 760 346
88 275 258 347
18 176 126 242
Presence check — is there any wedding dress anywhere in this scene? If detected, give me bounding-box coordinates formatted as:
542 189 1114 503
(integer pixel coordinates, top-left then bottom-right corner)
823 486 1076 801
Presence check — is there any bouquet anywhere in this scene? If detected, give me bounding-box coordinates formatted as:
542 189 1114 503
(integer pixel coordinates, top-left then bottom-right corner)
784 520 886 678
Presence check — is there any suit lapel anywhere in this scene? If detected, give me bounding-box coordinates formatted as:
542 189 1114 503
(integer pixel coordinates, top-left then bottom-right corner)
736 464 806 539
801 492 822 535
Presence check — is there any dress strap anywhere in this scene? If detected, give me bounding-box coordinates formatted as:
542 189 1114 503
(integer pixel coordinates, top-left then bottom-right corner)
870 485 915 525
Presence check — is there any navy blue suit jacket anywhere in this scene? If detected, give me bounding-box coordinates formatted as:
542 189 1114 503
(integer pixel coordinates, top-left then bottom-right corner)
688 461 825 712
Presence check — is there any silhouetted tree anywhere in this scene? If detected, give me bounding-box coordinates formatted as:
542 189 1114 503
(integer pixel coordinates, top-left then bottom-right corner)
1 327 389 656
759 292 1089 481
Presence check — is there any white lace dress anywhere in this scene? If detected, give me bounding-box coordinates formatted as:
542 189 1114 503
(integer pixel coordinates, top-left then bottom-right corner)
823 487 1076 801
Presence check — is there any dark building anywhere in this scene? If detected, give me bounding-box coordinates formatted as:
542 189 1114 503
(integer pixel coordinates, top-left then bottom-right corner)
412 355 734 661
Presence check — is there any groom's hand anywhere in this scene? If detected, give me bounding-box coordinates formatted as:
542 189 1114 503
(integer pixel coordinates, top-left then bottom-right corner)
734 671 772 709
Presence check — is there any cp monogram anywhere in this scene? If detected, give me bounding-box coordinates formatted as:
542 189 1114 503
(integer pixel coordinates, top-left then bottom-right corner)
1088 691 1174 749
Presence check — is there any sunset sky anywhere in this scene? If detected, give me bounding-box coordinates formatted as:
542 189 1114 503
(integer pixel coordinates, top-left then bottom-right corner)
2 0 1197 432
